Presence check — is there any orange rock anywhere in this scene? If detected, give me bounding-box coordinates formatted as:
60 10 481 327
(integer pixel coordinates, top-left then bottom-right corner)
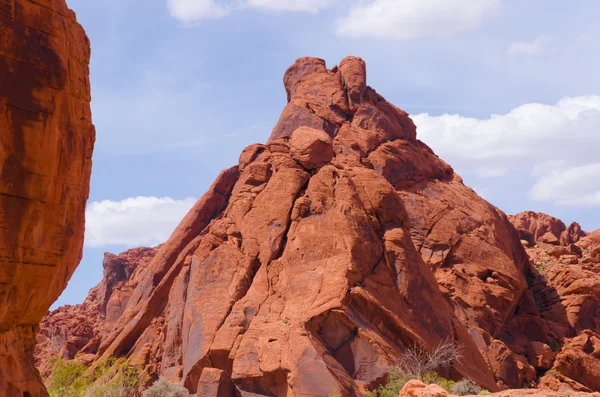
509 212 585 246
527 342 555 370
35 247 159 377
289 126 334 170
197 368 234 397
0 0 94 394
553 331 600 391
399 380 449 397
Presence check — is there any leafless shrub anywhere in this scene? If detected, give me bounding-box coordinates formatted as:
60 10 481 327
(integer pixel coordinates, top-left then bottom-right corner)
395 338 463 379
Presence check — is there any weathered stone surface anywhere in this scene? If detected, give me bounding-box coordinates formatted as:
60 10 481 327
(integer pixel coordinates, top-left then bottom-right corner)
0 0 95 394
400 380 448 397
553 331 600 391
74 57 510 395
197 368 234 397
36 56 600 395
525 241 600 338
527 342 555 370
399 379 600 396
509 212 586 246
289 126 333 170
35 247 158 377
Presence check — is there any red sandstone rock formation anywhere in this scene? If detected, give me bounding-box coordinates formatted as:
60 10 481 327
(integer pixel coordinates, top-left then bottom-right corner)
35 247 158 377
509 213 600 392
35 56 600 395
64 56 546 396
509 211 586 246
0 0 95 394
399 380 600 397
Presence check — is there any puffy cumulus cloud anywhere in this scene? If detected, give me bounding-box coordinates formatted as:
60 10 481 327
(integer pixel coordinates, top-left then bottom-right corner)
507 35 555 57
413 96 600 207
335 0 501 39
167 0 332 22
85 196 197 248
530 164 600 206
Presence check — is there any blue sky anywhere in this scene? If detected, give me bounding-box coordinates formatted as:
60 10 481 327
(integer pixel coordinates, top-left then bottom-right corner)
53 0 600 308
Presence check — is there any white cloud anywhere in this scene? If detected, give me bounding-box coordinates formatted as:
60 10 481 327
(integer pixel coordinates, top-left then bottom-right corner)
507 35 555 57
413 96 600 207
167 0 231 23
476 167 507 178
529 164 600 206
85 197 197 248
335 0 501 39
245 0 333 12
167 0 332 22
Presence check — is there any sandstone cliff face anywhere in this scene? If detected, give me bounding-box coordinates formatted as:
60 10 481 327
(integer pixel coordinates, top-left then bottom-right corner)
35 247 158 377
509 212 600 392
56 56 559 396
0 0 94 394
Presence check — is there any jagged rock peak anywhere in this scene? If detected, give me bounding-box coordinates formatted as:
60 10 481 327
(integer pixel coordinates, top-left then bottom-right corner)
270 56 417 144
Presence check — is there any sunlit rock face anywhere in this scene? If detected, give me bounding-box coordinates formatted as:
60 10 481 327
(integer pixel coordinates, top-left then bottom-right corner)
34 55 600 395
0 0 95 394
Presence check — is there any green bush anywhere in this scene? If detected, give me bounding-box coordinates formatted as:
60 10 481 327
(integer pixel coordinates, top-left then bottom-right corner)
376 369 418 397
143 378 190 397
47 357 89 397
422 372 455 393
86 359 145 397
45 356 145 397
452 380 482 395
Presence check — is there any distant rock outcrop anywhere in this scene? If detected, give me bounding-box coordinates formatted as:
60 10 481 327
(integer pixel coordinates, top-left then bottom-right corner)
509 211 586 246
35 247 158 377
0 0 95 394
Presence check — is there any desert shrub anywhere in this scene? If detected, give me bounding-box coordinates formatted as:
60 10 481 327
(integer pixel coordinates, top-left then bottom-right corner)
86 359 145 397
452 380 482 395
376 369 418 397
47 356 89 397
46 356 145 397
143 377 191 397
373 339 464 396
395 338 463 379
422 372 455 393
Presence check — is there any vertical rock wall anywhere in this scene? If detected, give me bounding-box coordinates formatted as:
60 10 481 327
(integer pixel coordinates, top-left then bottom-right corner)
0 0 95 394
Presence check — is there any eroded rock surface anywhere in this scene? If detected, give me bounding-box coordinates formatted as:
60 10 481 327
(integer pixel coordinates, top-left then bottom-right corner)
0 0 94 394
79 57 513 395
35 247 158 377
399 380 600 397
509 211 586 246
36 57 600 396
